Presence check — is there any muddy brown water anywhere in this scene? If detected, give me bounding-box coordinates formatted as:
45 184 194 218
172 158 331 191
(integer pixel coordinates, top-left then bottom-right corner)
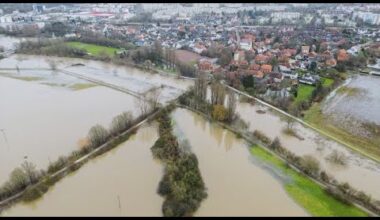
171 108 308 216
0 76 141 185
1 124 163 216
0 54 193 104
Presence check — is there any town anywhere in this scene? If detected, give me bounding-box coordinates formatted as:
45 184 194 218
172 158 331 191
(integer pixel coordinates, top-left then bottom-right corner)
0 3 380 217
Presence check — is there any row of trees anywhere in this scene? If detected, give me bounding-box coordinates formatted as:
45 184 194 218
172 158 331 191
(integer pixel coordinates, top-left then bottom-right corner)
0 104 159 204
151 110 207 217
16 39 87 58
193 73 237 123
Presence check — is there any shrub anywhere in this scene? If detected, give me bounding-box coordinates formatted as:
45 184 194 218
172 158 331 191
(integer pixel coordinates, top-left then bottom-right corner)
320 171 330 183
269 137 282 151
109 111 133 135
47 156 68 174
325 186 352 205
253 130 271 145
22 182 49 202
300 155 320 177
212 105 228 122
87 124 110 148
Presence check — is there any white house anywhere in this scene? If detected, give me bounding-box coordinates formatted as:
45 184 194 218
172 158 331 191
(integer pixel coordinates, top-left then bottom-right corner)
239 39 252 51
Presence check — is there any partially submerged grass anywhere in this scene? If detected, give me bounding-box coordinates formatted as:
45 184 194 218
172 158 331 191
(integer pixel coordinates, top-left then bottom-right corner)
249 145 368 216
0 73 43 82
69 83 97 91
41 82 66 87
304 103 380 162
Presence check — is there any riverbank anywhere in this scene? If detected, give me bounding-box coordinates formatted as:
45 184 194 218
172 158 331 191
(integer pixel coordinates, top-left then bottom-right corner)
249 146 367 216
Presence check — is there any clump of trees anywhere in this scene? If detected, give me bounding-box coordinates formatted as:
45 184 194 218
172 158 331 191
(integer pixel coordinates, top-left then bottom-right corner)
151 110 207 217
253 130 272 145
177 62 196 77
0 161 43 201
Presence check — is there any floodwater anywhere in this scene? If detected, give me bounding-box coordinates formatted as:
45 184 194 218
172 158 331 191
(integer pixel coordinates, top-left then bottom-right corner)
171 108 307 216
2 123 163 216
0 76 141 185
322 75 380 136
0 54 193 104
236 99 380 201
0 35 33 51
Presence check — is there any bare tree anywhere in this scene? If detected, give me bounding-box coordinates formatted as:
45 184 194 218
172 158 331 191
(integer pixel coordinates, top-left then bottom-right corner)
21 160 39 184
194 71 207 101
211 80 225 106
227 89 237 122
135 97 151 117
48 59 57 74
147 87 162 111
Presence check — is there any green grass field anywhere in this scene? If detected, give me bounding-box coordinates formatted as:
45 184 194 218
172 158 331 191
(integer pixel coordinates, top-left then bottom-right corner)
65 41 120 57
249 145 368 216
294 84 315 105
321 77 334 88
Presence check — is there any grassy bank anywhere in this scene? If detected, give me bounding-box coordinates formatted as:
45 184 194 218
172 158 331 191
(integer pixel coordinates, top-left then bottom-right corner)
249 145 368 216
65 41 120 57
304 103 380 161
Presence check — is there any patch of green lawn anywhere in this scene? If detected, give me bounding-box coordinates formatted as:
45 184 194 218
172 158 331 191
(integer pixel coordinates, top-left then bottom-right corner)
294 84 315 105
249 145 368 216
321 77 334 88
65 41 120 57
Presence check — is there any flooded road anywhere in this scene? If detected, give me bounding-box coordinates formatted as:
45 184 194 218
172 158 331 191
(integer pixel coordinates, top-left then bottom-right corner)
2 123 163 216
236 99 380 201
0 76 141 185
171 108 307 216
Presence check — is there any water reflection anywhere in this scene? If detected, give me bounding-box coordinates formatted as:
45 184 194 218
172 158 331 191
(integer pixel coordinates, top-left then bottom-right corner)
171 108 307 216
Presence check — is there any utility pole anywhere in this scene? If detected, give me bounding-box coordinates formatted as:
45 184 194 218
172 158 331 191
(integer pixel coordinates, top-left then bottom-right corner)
117 195 122 215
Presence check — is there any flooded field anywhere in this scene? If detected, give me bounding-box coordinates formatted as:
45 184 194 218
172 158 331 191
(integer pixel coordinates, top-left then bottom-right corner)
0 76 141 185
0 54 193 103
0 35 33 51
1 124 163 216
171 108 307 216
322 75 380 137
236 99 380 201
